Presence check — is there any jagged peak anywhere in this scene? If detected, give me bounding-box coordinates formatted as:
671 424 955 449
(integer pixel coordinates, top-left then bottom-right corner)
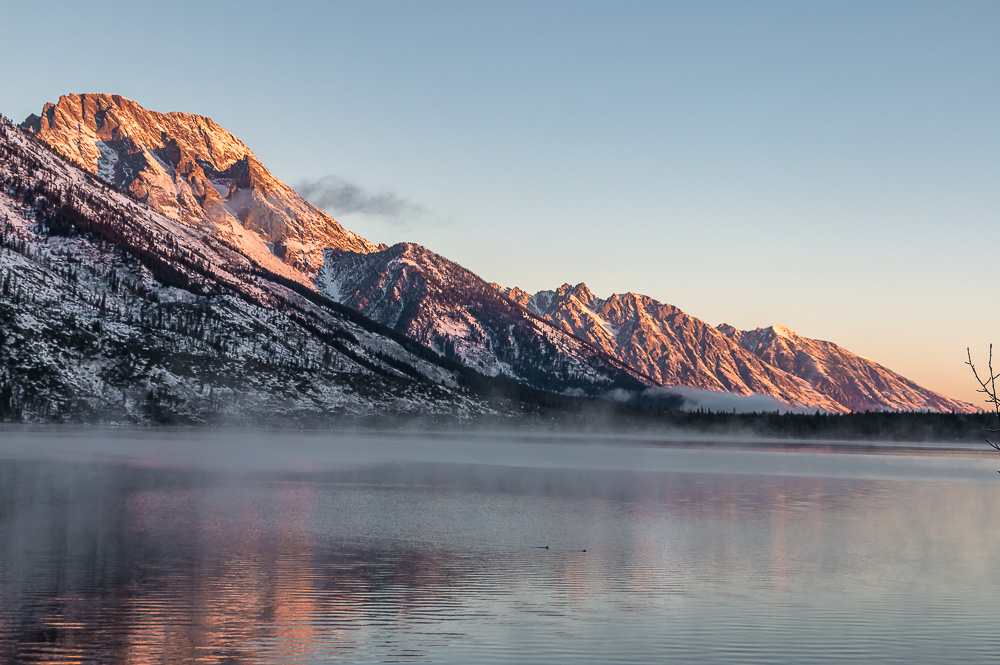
24 92 382 270
26 93 253 170
717 323 741 341
605 290 649 308
498 284 531 299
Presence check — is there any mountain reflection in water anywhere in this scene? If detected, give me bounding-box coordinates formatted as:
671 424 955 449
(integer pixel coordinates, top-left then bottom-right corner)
1 430 999 664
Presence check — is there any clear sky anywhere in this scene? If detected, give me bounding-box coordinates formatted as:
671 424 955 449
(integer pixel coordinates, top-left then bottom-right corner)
2 1 997 405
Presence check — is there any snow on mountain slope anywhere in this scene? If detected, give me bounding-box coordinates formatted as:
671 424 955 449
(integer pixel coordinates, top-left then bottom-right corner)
22 93 380 272
0 114 502 424
717 324 974 413
22 93 971 415
499 283 847 412
23 94 654 400
319 244 654 395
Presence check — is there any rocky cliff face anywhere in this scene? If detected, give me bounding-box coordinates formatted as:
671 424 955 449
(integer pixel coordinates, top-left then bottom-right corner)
319 245 653 395
21 93 379 272
717 324 971 412
501 283 848 412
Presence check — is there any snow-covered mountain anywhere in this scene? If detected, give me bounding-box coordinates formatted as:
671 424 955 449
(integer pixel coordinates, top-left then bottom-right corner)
717 324 971 413
500 282 974 413
18 93 974 415
21 93 379 273
319 244 653 395
22 94 650 400
0 114 514 424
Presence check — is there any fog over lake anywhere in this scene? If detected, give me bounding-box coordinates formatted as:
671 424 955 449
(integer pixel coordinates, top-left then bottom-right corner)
1 428 999 664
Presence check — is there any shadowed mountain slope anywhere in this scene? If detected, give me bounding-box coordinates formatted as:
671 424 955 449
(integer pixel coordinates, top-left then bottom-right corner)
319 244 653 395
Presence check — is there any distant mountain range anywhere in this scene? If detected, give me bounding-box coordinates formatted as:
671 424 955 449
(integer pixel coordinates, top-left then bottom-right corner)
498 283 845 411
7 93 974 419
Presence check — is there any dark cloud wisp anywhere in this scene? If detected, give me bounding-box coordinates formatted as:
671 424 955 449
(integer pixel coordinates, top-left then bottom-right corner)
295 176 426 225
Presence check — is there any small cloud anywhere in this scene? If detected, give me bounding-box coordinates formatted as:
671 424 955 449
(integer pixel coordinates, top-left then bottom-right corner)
295 175 429 226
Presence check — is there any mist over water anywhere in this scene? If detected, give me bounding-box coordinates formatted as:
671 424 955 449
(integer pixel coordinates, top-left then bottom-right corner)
1 429 999 664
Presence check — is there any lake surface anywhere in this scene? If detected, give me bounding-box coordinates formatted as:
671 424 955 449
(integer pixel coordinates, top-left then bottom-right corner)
1 429 999 664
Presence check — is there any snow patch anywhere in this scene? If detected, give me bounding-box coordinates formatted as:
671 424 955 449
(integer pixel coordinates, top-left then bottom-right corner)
318 251 344 302
94 141 118 183
207 176 233 200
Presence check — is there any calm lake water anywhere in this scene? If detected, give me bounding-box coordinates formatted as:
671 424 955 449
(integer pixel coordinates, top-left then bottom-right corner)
1 429 999 664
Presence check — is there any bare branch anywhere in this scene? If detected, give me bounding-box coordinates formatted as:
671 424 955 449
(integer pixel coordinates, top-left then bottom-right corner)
969 345 1000 454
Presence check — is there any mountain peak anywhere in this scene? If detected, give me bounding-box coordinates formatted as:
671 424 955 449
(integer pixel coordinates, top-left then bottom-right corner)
23 93 379 272
716 323 742 342
554 282 595 304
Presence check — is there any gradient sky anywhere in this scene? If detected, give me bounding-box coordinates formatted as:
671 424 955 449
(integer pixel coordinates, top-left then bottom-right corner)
2 1 997 405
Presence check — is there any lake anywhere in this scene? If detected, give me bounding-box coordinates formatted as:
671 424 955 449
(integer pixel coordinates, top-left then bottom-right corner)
1 429 999 664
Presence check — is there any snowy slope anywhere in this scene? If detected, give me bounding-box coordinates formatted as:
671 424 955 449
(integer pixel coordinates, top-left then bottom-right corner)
22 95 654 401
0 114 504 424
319 244 653 395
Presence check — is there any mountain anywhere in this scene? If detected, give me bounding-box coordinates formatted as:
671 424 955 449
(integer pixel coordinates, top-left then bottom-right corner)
500 282 974 413
318 244 653 395
0 113 519 424
19 93 973 415
23 94 650 400
717 324 971 413
499 283 847 412
21 93 379 273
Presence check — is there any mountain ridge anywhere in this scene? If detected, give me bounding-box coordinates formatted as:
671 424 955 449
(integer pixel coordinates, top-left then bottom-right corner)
16 93 975 414
318 243 655 395
497 282 849 412
497 282 974 413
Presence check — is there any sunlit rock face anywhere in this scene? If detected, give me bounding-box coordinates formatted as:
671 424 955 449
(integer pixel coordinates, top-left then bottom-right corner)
319 244 653 395
498 282 974 413
717 324 973 413
501 283 847 412
22 93 380 272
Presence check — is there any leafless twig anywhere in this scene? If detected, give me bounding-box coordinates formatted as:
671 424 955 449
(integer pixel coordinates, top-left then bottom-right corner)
967 345 1000 453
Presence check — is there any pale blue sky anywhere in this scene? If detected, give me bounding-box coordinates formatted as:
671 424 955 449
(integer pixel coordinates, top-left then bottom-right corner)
2 1 997 403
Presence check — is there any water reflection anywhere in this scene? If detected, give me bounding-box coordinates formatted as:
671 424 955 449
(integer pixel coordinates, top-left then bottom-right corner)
1 434 999 663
